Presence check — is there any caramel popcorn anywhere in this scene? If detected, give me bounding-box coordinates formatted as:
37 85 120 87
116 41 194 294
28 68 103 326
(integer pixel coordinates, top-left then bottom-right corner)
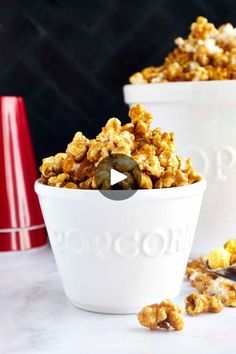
207 239 236 269
185 256 207 278
40 153 67 178
202 276 236 307
66 132 90 162
208 248 231 270
129 16 236 83
186 259 236 307
40 104 201 189
138 300 184 331
185 292 223 316
189 271 217 293
224 239 236 255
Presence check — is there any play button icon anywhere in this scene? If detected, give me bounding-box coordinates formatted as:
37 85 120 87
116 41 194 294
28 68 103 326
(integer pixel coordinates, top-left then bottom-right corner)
110 169 127 186
94 154 141 201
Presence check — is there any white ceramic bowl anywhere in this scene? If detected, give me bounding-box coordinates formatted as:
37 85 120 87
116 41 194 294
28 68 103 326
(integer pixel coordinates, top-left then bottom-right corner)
124 81 236 256
35 179 206 314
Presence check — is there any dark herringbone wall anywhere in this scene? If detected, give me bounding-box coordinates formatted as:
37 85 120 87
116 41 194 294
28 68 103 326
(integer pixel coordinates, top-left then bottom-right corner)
0 0 235 164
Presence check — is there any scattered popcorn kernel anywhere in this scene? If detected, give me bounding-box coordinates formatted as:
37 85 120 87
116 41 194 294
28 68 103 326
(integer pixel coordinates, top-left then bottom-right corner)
207 278 236 307
185 292 223 316
138 300 184 331
189 272 217 293
186 256 207 278
186 257 236 307
208 248 231 269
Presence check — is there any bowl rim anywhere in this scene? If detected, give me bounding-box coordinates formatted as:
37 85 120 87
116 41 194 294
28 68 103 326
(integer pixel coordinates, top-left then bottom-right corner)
34 178 206 202
123 80 236 103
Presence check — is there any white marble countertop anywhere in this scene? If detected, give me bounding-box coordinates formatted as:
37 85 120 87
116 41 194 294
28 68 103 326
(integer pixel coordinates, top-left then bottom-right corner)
1 245 235 354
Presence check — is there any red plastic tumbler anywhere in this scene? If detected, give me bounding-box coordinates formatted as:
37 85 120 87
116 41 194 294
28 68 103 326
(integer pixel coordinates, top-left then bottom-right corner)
0 97 47 251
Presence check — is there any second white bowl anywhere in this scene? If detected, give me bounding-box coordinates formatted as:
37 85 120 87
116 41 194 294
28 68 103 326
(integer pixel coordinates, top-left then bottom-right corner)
124 81 236 255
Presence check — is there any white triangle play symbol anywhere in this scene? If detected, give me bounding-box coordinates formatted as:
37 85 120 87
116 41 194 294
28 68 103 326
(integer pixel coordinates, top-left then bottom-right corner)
110 168 127 186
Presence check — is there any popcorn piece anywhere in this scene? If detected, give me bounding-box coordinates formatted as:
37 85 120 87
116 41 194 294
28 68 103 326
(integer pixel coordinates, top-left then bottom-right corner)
189 271 217 293
66 132 89 162
87 140 103 163
206 238 236 269
154 169 176 188
129 104 152 136
64 182 78 189
47 173 69 188
208 247 231 269
87 118 135 164
40 153 67 178
159 150 179 169
79 177 94 189
40 104 201 190
185 292 223 316
62 157 76 174
224 239 236 254
138 300 184 331
129 72 147 84
129 16 236 83
153 131 176 154
132 144 162 177
74 158 95 182
142 67 163 82
190 16 217 40
217 23 236 49
207 278 236 307
186 256 206 274
139 172 153 189
185 256 214 280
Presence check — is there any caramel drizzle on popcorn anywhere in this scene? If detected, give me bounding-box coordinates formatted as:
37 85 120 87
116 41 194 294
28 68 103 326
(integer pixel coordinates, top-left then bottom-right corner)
130 16 236 84
40 104 201 189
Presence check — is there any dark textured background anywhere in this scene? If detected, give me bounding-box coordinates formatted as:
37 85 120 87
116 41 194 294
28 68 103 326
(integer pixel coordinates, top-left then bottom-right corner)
0 0 235 164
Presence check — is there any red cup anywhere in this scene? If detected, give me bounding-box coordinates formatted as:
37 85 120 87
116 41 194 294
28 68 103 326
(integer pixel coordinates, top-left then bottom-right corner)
0 97 47 251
